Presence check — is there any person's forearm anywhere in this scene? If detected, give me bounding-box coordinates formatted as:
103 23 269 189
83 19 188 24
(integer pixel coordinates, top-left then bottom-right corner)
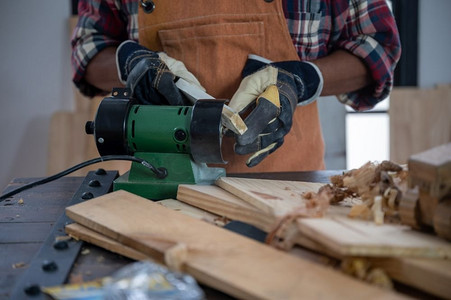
313 50 372 96
85 47 124 92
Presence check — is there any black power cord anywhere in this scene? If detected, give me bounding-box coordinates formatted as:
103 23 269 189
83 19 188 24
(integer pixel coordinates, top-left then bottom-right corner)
0 155 167 201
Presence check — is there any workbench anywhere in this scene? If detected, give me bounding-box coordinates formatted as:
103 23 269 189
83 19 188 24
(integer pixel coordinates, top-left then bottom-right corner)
0 170 438 299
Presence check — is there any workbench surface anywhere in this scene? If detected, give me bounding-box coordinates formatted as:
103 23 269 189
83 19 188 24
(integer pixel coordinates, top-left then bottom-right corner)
0 171 436 299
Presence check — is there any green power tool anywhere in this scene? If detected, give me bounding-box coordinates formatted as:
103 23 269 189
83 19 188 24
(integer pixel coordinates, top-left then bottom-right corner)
85 88 226 200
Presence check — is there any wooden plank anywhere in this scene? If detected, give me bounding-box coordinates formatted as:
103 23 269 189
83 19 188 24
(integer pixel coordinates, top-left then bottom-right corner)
0 243 41 299
177 184 336 256
66 190 404 300
297 216 451 258
0 176 83 299
65 199 219 262
368 257 451 299
177 184 273 231
157 199 223 225
65 223 150 261
216 177 451 259
216 177 324 216
0 223 52 243
389 85 451 164
177 183 451 298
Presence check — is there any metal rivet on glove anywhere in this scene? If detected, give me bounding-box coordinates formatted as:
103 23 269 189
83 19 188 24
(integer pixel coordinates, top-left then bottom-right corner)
140 0 155 13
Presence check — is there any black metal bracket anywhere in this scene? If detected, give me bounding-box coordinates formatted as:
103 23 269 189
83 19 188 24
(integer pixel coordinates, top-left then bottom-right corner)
10 169 118 299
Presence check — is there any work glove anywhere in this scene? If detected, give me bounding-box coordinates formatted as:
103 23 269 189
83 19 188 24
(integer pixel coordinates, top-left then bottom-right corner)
116 40 204 105
229 55 323 167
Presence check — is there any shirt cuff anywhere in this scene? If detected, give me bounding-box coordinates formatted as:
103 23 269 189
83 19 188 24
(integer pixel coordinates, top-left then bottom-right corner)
335 36 398 111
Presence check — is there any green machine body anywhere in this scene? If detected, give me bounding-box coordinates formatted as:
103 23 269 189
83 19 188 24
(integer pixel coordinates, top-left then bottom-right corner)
86 89 226 200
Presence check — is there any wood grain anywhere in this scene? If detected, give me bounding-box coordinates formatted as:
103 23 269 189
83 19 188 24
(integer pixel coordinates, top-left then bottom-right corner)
216 177 451 259
177 183 451 298
66 190 403 300
177 184 273 231
389 85 451 164
297 216 451 258
368 257 451 299
177 184 336 256
65 223 151 261
216 177 324 216
157 198 221 225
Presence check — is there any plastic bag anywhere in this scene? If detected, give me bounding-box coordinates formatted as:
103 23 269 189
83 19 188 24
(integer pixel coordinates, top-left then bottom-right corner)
103 260 204 300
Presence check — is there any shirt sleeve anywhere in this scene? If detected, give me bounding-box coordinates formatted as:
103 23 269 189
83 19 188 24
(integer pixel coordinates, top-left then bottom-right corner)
333 0 401 111
71 0 129 97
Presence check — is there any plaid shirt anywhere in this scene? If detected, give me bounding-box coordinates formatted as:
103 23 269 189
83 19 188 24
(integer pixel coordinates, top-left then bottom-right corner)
72 0 401 111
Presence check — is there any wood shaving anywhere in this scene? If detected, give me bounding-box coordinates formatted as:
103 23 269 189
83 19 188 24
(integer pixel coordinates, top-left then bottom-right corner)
164 243 188 272
366 268 394 290
341 258 393 290
68 273 84 284
323 161 407 225
267 187 334 250
212 216 229 227
348 204 372 220
371 196 385 225
55 235 72 241
12 262 27 269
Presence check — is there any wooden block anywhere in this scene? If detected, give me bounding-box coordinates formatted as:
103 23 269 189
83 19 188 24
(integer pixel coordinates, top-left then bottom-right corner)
216 177 324 216
408 143 451 193
66 190 403 299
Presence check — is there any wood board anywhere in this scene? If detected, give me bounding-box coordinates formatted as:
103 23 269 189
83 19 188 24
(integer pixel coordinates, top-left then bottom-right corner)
64 199 220 262
368 257 451 299
177 184 334 255
66 190 403 300
217 177 451 259
177 183 451 298
65 223 151 261
216 177 324 216
177 184 274 231
297 216 451 259
157 199 223 225
389 85 451 164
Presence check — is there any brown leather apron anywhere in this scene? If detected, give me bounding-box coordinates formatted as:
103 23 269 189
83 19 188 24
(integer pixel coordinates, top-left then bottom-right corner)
138 0 325 173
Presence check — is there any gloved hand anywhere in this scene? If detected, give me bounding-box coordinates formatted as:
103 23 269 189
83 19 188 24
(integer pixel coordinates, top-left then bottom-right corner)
116 40 204 105
229 55 323 167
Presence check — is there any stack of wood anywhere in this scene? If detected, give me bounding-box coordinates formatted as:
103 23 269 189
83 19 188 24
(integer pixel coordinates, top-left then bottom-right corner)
65 162 451 299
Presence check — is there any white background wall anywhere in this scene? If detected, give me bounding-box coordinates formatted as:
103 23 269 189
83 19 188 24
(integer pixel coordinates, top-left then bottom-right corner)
0 0 450 191
0 1 73 191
